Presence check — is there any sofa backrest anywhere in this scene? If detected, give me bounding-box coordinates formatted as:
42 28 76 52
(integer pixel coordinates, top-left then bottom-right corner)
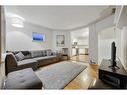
6 51 31 59
6 49 54 60
30 50 49 58
30 50 43 58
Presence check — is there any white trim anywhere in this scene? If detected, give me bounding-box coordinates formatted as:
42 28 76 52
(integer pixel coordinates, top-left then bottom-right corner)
114 6 124 27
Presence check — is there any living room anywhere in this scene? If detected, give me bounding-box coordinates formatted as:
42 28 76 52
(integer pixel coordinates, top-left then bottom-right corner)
0 4 127 91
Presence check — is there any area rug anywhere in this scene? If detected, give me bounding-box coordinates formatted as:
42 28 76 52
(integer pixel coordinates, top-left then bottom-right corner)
35 62 87 89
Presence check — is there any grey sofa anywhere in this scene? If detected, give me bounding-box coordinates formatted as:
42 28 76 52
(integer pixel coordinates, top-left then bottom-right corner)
5 49 61 75
4 68 43 89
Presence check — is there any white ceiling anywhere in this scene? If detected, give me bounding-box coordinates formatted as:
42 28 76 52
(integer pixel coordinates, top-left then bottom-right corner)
71 28 89 39
5 6 110 30
99 27 115 39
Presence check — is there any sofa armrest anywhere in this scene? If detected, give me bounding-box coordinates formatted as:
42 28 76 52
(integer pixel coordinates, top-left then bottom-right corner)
52 52 62 61
5 53 18 75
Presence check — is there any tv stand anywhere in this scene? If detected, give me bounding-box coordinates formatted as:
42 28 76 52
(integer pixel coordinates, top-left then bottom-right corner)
99 59 127 89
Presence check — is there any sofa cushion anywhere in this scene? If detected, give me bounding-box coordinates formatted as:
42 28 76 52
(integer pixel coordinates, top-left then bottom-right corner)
33 56 56 62
42 50 47 56
46 50 52 56
52 52 57 56
31 50 43 58
18 59 38 66
17 59 38 71
21 51 30 56
4 68 42 89
15 52 25 61
24 55 31 59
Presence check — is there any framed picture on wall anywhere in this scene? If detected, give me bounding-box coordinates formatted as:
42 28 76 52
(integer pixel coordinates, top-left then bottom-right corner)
56 35 65 47
32 32 45 42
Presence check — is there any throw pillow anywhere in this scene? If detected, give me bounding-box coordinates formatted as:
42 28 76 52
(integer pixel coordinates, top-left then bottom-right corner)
15 52 25 61
46 50 52 56
42 50 47 56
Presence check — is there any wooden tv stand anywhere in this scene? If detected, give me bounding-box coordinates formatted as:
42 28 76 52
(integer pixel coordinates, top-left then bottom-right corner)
99 59 127 89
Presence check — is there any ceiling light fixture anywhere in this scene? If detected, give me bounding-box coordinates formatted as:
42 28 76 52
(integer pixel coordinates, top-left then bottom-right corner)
11 17 24 28
6 13 25 28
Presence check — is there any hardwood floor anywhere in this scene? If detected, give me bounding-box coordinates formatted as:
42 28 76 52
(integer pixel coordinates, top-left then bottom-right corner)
70 54 89 63
65 55 98 89
64 62 98 89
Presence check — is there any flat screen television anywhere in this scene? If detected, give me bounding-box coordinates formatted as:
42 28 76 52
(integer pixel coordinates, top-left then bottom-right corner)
109 41 120 70
111 41 116 67
32 32 45 42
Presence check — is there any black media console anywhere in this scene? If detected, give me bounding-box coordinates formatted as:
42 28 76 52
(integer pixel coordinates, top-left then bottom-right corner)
99 59 127 89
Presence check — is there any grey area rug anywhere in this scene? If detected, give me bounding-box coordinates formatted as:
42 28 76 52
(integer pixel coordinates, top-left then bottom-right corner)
36 62 87 89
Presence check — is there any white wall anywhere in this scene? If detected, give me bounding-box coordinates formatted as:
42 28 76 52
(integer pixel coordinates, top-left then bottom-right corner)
115 26 127 72
52 31 71 56
115 28 122 61
78 38 89 54
114 6 127 71
121 26 127 71
71 36 78 44
98 27 115 64
0 6 2 88
89 24 98 63
0 6 6 88
1 8 6 53
78 37 89 46
114 6 127 28
89 15 114 63
95 15 114 32
6 18 53 51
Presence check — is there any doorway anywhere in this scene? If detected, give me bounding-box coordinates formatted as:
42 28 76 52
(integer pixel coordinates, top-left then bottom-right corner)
70 27 89 63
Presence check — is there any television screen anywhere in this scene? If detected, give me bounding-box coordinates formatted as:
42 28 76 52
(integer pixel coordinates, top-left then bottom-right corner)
32 32 45 41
